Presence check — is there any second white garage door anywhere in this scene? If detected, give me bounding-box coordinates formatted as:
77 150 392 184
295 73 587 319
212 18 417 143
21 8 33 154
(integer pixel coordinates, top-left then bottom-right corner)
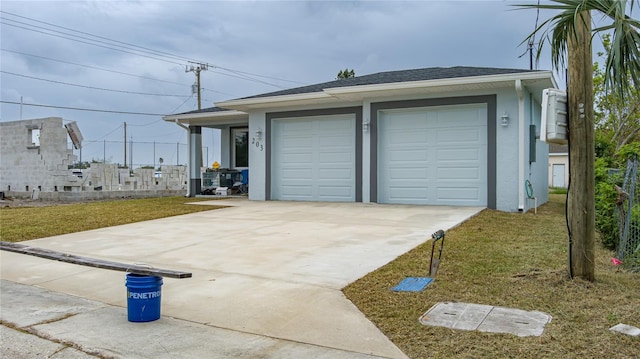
271 115 356 202
378 104 487 206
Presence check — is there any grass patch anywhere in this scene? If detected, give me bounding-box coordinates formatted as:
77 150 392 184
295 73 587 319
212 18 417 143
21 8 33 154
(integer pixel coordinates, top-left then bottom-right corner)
549 187 568 194
343 194 639 358
0 197 224 242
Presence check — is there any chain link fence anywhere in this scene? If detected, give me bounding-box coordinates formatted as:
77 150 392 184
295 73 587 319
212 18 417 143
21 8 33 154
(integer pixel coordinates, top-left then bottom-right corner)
615 158 639 272
74 140 211 169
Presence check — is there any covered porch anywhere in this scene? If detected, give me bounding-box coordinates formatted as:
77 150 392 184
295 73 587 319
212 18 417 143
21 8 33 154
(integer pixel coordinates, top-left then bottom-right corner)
162 108 249 197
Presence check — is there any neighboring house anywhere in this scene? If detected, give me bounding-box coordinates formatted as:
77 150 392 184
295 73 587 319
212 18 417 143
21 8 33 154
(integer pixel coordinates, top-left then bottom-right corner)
163 66 557 212
0 117 188 200
548 144 569 188
0 117 83 194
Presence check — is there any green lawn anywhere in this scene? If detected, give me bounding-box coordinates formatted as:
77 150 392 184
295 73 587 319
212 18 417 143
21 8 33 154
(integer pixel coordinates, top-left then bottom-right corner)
343 194 639 358
0 197 224 242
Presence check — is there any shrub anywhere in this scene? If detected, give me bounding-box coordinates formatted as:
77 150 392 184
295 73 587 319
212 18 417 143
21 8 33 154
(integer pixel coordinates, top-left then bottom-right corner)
594 158 622 250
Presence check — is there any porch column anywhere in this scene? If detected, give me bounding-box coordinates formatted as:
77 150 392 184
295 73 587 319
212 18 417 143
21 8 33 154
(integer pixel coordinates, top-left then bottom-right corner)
189 125 202 196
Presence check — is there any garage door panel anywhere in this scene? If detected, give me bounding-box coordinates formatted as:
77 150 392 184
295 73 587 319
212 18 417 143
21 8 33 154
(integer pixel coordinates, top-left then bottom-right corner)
387 187 429 201
272 115 356 202
435 108 483 127
437 167 480 180
281 120 313 132
387 149 430 162
318 152 352 164
389 168 429 179
318 168 352 180
378 104 487 206
437 187 480 201
281 168 313 179
282 185 313 201
318 134 352 147
280 152 313 163
436 129 483 143
437 148 481 161
383 112 429 127
318 186 353 198
386 130 428 145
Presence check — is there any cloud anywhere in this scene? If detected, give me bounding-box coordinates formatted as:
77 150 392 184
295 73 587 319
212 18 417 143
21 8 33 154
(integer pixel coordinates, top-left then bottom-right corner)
1 0 568 165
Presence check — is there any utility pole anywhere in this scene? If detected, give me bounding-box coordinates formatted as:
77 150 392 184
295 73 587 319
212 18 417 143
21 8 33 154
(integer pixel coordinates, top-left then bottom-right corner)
186 61 208 170
567 10 595 281
185 62 208 110
124 121 127 168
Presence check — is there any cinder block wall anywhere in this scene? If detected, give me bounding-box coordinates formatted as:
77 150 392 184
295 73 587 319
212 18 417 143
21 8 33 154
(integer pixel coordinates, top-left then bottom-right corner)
0 117 80 193
1 118 189 200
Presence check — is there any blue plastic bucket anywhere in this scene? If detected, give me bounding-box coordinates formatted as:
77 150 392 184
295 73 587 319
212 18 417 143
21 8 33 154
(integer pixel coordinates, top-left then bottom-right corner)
125 274 163 322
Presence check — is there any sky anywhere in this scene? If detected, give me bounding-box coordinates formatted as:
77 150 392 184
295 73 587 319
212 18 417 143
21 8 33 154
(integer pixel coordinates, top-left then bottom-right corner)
0 0 597 167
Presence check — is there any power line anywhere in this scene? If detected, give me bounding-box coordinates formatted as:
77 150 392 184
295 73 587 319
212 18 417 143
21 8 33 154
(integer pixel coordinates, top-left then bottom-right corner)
1 11 307 93
1 48 187 87
1 70 191 98
0 13 193 64
170 94 195 114
215 65 307 85
1 48 237 97
0 21 185 66
93 124 123 141
1 10 202 63
209 69 289 89
1 100 166 116
3 20 287 89
128 119 164 127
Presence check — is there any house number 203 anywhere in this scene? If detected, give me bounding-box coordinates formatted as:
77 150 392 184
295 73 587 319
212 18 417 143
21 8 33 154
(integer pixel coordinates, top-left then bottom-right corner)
251 137 264 151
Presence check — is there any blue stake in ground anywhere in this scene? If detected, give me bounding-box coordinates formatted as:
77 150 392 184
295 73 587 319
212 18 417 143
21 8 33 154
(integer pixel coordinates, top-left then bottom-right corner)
392 230 445 292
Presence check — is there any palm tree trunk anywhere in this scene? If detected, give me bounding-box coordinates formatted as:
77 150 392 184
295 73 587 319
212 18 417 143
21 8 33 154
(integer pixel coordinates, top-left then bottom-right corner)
567 10 596 281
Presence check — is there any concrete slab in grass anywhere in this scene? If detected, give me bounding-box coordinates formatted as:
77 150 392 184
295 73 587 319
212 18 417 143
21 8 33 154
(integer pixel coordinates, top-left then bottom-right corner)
419 302 552 337
609 323 640 337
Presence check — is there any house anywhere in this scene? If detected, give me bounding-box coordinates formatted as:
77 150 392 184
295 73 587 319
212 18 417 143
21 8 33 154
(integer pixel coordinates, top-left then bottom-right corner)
0 117 189 200
0 117 83 194
548 144 569 188
163 66 557 212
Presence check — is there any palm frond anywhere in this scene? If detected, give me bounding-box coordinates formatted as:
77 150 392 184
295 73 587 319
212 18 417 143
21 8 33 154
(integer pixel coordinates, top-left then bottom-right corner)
516 0 640 98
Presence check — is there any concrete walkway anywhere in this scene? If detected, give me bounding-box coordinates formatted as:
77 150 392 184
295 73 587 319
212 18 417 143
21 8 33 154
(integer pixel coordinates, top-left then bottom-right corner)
1 199 482 358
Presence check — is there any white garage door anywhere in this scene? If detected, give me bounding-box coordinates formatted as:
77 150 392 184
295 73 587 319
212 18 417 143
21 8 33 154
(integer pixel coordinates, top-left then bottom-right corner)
271 114 356 201
378 104 487 206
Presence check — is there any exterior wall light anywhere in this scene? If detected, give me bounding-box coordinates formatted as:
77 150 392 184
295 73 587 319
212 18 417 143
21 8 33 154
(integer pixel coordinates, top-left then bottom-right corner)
362 120 370 132
501 112 510 127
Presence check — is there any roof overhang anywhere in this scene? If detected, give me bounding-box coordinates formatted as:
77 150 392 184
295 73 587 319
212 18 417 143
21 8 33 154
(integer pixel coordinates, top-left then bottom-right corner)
216 71 558 112
162 109 248 127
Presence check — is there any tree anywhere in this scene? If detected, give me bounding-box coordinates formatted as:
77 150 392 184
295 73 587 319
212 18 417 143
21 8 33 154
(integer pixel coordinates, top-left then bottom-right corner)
594 34 640 153
520 0 640 281
336 68 355 79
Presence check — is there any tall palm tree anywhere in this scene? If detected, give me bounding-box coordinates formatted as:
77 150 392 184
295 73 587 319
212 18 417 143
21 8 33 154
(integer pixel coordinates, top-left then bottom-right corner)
519 0 640 281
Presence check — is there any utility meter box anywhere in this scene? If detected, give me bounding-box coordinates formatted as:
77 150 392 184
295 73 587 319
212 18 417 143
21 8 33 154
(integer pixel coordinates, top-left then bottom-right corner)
541 88 568 144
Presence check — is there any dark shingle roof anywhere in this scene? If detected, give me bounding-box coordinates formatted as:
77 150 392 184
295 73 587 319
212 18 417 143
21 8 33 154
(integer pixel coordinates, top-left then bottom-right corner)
241 66 538 100
173 106 230 116
173 66 540 115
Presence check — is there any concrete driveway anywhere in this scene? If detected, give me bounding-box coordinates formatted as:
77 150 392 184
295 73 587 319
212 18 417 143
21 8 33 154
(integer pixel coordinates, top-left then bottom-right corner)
1 199 482 358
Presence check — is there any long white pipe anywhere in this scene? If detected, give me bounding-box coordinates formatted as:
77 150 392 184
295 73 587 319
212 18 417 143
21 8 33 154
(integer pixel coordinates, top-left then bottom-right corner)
515 79 525 211
174 119 190 197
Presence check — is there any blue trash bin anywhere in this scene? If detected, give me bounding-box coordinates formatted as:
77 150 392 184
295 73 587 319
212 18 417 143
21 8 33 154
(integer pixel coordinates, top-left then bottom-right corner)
125 274 163 322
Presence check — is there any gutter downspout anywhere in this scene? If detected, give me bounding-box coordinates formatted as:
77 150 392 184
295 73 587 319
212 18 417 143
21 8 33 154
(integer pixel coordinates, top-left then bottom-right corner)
174 119 191 197
515 79 525 211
